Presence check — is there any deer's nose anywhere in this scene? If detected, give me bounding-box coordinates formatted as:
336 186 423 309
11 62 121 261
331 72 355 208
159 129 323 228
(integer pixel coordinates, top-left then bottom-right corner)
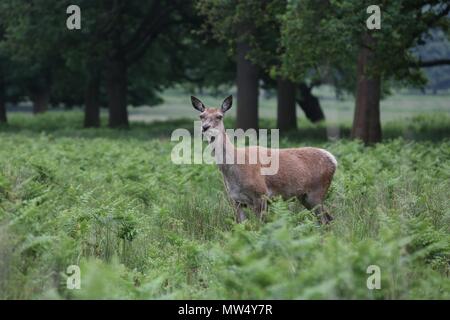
202 124 210 132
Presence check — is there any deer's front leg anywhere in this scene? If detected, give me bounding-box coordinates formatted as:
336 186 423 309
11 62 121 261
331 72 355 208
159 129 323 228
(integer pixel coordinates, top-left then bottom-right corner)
253 197 268 221
235 202 247 223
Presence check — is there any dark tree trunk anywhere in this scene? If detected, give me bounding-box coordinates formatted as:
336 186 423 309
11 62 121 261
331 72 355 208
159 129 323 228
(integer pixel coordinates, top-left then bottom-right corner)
297 83 325 123
236 41 259 131
351 33 381 145
0 81 6 123
277 78 297 131
30 86 50 114
84 68 101 128
106 54 129 128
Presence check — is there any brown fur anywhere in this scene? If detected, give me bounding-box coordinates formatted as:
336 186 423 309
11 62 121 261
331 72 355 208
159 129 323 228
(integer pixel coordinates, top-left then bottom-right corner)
191 96 337 224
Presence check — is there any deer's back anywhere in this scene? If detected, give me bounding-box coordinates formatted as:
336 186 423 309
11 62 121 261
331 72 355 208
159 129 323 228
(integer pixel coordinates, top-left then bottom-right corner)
262 146 337 199
225 146 337 202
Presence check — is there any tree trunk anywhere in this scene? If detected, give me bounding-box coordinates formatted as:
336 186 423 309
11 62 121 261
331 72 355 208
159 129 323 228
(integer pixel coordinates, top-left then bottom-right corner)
30 86 50 114
106 55 129 128
236 41 259 131
277 78 297 131
297 83 325 123
84 68 101 128
0 81 6 123
351 33 381 145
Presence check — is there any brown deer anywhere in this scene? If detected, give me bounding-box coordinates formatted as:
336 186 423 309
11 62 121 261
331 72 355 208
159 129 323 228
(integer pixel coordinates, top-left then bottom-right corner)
191 95 337 224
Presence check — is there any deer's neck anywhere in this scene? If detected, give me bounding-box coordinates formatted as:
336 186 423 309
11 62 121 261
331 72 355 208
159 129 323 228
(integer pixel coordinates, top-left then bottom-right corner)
215 130 235 170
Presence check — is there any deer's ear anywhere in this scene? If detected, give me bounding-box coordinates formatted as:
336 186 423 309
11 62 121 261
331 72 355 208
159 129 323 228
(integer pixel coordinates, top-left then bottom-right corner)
221 95 233 113
191 96 205 112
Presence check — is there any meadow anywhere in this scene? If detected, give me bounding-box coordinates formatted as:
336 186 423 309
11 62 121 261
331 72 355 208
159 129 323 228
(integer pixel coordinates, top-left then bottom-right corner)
0 93 449 299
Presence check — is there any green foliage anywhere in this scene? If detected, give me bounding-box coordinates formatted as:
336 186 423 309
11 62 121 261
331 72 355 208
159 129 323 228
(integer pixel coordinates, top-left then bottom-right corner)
196 0 286 75
280 0 450 88
0 112 449 299
0 0 233 109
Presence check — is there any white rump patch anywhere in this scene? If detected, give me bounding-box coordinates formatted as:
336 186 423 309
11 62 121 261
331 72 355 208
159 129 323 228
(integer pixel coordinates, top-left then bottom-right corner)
319 149 338 168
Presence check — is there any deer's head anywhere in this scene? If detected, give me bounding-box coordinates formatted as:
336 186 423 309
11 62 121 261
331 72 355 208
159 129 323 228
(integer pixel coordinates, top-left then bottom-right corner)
191 95 232 140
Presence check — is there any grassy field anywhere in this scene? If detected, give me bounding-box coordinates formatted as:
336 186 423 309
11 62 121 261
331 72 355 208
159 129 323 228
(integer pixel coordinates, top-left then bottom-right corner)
0 95 449 299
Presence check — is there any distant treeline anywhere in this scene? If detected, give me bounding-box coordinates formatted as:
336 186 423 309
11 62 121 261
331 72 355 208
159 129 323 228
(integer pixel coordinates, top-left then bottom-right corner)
0 1 449 144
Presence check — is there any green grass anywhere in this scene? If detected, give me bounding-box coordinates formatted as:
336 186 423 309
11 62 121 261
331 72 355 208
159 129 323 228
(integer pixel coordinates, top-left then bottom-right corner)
0 110 449 299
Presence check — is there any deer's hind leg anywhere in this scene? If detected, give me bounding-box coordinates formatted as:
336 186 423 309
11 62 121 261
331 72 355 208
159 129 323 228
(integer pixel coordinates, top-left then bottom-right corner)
301 189 333 224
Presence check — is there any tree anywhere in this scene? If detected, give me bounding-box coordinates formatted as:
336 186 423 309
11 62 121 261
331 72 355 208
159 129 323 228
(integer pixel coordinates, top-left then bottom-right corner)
351 32 382 142
0 1 103 124
177 39 235 94
64 1 194 128
230 0 326 130
281 0 450 144
0 72 6 123
96 0 192 128
297 83 325 123
0 38 30 124
236 40 259 130
0 1 67 114
276 78 296 130
197 0 319 132
0 27 7 123
0 0 194 128
249 0 298 131
197 1 263 130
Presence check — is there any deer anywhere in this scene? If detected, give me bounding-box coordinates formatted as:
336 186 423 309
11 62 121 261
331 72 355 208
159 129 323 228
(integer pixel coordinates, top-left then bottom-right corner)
190 95 337 224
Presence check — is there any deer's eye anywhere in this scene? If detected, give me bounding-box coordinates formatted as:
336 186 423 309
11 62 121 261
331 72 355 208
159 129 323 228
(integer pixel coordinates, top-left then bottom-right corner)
199 114 205 119
216 115 223 120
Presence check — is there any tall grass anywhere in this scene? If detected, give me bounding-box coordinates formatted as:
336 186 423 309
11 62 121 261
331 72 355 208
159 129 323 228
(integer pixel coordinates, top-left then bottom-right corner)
0 112 449 299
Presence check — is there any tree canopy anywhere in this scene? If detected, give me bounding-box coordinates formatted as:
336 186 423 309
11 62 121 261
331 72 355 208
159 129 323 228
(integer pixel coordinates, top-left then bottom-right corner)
0 0 448 143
